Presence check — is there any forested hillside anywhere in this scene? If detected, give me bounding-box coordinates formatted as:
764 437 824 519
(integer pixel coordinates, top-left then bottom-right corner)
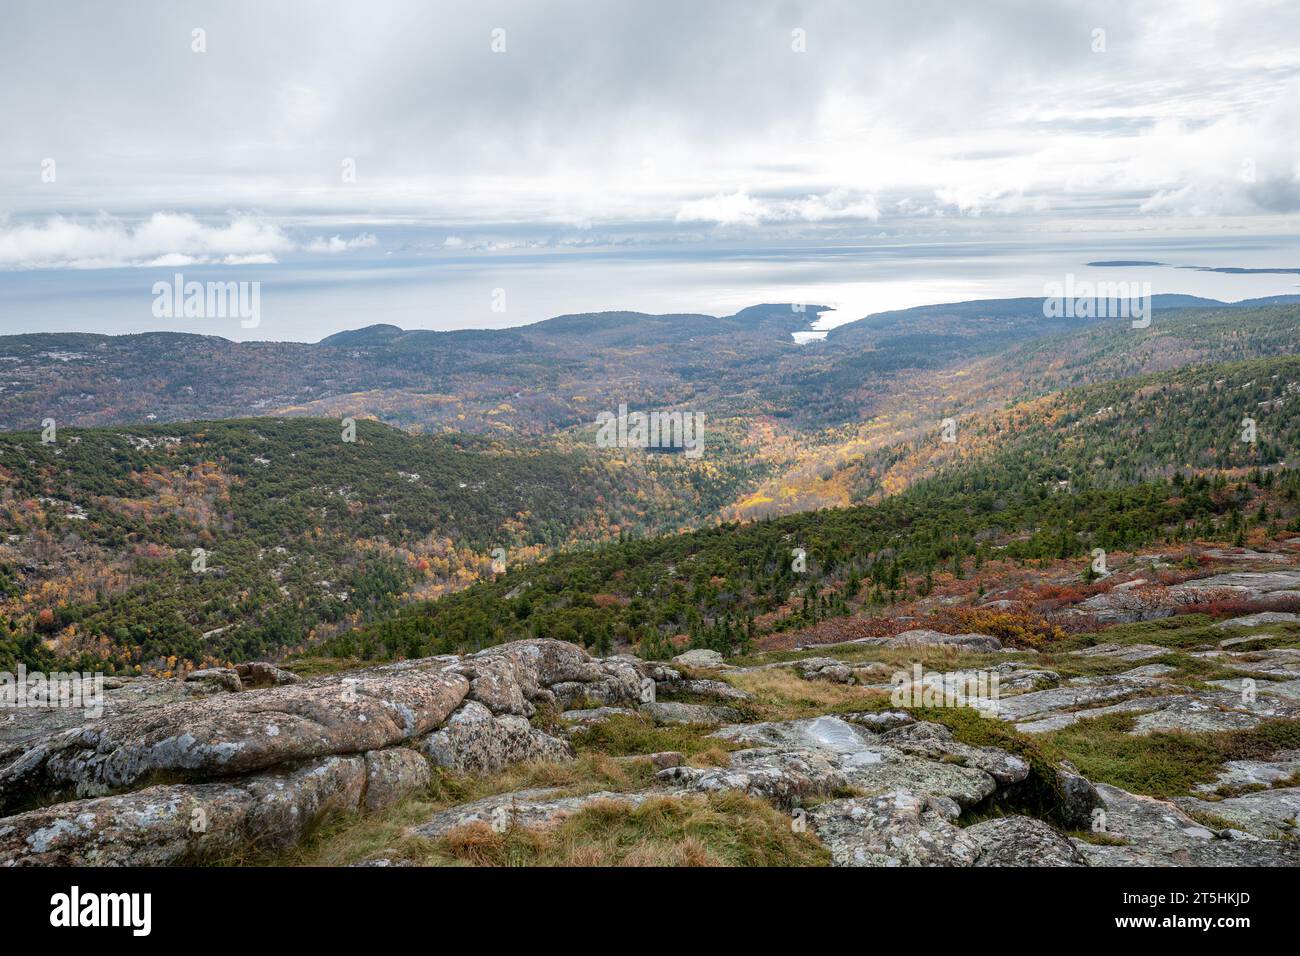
309 352 1300 664
0 417 762 671
4 301 1299 673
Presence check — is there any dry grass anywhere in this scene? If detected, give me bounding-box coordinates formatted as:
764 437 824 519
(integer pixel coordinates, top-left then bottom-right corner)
266 752 654 867
728 667 891 720
421 792 831 867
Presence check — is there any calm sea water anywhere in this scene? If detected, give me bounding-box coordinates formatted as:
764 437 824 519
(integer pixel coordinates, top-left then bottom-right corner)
3 230 1299 343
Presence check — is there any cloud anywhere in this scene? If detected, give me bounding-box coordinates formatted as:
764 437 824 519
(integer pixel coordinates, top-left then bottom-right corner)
675 190 880 226
0 213 292 269
306 233 378 253
0 216 385 269
2 1 1300 236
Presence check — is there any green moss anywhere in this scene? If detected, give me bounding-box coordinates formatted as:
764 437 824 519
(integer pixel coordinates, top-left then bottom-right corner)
911 705 1069 822
1039 714 1300 799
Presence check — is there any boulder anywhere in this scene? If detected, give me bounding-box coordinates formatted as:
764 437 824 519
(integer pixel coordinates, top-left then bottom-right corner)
423 701 573 774
185 668 243 693
1054 760 1104 828
808 791 980 866
0 659 470 812
672 649 726 669
879 629 1002 653
639 701 743 726
678 678 752 701
839 710 915 732
795 658 855 684
234 662 301 688
560 706 638 727
0 754 366 866
363 748 432 812
964 816 1086 866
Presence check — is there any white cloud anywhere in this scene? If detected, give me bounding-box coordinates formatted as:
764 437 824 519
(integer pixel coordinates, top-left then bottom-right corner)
0 216 388 269
674 190 881 226
0 213 292 269
306 233 378 254
2 1 1300 239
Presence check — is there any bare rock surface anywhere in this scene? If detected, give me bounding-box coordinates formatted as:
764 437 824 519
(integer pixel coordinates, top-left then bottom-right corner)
0 676 193 753
795 658 856 684
1216 612 1300 629
638 701 743 726
671 649 726 668
964 815 1087 866
0 754 366 866
1067 642 1169 661
1073 783 1300 866
808 791 978 866
0 639 658 865
684 716 1003 807
1192 750 1300 794
880 721 1030 786
1175 788 1300 839
0 660 471 810
424 701 573 773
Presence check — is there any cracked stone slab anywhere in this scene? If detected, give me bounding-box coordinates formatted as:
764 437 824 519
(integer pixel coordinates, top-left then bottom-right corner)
638 701 743 726
880 721 1030 786
1208 676 1300 702
993 674 1169 724
1067 643 1170 662
1193 750 1300 795
1176 788 1300 839
692 717 1001 807
0 754 366 866
1216 612 1300 630
1171 570 1300 597
1072 783 1300 866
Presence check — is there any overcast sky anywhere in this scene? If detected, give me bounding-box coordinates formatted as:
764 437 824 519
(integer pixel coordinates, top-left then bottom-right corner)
2 0 1299 333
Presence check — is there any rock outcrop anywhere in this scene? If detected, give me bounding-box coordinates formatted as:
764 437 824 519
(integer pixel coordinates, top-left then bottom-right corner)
0 639 668 866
